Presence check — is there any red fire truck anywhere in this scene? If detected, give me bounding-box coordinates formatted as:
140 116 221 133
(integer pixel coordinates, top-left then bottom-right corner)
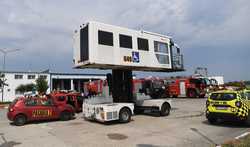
136 77 166 99
164 77 209 98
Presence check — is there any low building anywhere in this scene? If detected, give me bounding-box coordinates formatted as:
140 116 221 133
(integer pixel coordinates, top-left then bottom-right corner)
0 71 106 102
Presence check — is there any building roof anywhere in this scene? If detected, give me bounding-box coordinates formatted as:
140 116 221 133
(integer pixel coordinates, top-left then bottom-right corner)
1 70 106 77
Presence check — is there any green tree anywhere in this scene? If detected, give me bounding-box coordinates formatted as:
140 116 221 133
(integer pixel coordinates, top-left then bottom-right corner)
16 83 36 93
36 77 48 95
16 84 26 93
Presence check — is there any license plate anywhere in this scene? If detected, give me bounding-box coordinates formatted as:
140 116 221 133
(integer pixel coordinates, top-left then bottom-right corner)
216 106 228 110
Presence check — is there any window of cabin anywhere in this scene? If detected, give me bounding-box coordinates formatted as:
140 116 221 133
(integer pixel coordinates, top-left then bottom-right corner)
119 34 132 49
80 25 89 61
154 41 168 53
154 41 170 64
137 38 149 51
98 30 113 46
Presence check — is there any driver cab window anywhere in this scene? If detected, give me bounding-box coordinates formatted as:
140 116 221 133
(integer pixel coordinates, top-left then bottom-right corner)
245 92 250 100
25 99 38 106
40 99 53 106
57 96 66 101
154 41 169 64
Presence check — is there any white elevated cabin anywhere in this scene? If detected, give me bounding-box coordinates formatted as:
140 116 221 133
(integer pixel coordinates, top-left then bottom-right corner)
73 21 183 123
73 21 183 71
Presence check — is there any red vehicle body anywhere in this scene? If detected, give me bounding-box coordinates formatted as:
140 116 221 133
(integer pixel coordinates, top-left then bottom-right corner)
165 77 208 98
83 80 106 96
84 78 165 99
133 78 166 99
51 92 84 112
7 93 76 126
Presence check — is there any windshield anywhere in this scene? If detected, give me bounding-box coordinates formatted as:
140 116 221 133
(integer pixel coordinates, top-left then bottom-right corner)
246 92 250 99
204 78 211 86
190 78 207 86
210 93 237 101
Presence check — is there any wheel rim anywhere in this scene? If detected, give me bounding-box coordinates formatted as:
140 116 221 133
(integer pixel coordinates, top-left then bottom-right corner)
165 107 169 114
121 111 129 121
17 116 25 125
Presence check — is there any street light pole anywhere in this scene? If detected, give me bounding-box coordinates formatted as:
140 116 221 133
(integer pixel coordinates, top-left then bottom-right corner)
0 49 21 102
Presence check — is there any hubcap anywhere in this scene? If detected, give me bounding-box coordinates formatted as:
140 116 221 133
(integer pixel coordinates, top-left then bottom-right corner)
121 111 129 121
17 117 24 124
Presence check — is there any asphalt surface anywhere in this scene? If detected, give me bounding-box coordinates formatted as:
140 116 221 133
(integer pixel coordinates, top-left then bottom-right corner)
0 98 249 147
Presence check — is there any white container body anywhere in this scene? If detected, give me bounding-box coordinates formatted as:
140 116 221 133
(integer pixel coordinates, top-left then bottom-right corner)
73 21 183 71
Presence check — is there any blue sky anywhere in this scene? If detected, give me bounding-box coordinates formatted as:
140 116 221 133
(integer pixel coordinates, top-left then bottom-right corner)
0 0 249 81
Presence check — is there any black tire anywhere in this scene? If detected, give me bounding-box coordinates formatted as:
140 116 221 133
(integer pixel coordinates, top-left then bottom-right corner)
187 89 197 98
119 108 131 123
199 94 205 98
243 112 250 125
207 117 217 124
14 114 27 126
60 111 72 121
160 103 171 116
134 108 144 114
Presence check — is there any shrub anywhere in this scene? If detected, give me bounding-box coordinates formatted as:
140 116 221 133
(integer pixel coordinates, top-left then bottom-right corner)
36 77 48 95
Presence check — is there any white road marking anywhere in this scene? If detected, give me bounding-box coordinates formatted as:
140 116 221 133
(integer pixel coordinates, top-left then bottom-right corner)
235 132 250 140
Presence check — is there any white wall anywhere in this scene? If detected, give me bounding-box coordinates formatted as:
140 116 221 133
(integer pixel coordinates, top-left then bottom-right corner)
0 72 106 102
1 72 50 102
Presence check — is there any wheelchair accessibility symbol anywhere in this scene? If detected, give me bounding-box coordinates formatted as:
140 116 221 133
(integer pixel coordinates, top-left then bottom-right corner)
132 51 140 63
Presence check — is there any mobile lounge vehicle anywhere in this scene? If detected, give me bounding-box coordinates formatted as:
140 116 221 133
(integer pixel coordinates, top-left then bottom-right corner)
73 21 184 123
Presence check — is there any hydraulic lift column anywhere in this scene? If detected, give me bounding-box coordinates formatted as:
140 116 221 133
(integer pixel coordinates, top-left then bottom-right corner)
110 69 133 103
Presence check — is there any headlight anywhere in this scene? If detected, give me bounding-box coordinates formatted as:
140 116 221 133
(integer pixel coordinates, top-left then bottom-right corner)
100 112 105 119
235 101 242 108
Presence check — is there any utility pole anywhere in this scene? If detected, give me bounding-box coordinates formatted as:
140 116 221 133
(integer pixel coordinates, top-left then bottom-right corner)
0 49 21 102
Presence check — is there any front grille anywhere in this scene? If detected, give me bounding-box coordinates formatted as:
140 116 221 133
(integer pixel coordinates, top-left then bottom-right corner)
106 112 113 120
106 111 118 120
213 104 231 107
113 111 118 119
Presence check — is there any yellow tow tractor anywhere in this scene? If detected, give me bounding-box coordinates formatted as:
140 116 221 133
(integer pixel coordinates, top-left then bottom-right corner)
206 90 250 124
